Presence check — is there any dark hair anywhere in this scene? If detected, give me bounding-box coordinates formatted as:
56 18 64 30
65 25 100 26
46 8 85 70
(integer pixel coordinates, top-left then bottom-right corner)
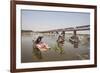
61 31 65 35
35 36 43 44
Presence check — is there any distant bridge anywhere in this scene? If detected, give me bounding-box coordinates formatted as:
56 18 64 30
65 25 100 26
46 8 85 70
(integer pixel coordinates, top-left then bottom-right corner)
36 25 90 33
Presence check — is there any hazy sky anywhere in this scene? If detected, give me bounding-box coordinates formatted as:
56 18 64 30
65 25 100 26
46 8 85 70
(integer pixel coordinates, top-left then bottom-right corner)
21 10 90 31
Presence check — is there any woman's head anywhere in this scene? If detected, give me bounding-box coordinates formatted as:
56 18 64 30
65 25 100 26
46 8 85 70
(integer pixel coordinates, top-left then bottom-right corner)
35 36 43 44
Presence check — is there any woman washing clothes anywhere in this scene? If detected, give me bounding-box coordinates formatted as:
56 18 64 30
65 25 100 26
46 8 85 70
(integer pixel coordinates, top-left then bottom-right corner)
35 36 49 52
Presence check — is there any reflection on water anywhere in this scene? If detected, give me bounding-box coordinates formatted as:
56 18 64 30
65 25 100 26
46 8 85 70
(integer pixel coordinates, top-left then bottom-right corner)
32 46 42 59
21 33 90 63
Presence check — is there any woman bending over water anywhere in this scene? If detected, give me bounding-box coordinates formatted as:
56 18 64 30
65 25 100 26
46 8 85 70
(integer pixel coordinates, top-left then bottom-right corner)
35 36 49 52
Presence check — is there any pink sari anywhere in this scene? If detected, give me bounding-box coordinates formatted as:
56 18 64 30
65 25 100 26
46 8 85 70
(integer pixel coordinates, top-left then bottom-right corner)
36 42 49 52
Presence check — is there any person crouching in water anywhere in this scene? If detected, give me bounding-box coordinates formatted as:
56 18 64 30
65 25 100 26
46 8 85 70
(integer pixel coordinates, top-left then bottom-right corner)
35 36 49 52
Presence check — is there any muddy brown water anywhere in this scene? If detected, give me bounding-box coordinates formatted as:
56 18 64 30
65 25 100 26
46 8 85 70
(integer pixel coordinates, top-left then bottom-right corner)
21 33 90 63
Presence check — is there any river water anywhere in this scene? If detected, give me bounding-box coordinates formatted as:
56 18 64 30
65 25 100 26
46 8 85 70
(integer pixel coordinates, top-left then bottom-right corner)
21 33 90 63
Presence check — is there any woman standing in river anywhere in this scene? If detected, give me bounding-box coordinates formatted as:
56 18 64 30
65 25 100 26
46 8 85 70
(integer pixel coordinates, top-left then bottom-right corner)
57 31 65 54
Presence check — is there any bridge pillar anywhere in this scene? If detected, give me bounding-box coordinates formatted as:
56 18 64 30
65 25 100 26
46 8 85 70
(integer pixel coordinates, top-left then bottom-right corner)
73 30 79 48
